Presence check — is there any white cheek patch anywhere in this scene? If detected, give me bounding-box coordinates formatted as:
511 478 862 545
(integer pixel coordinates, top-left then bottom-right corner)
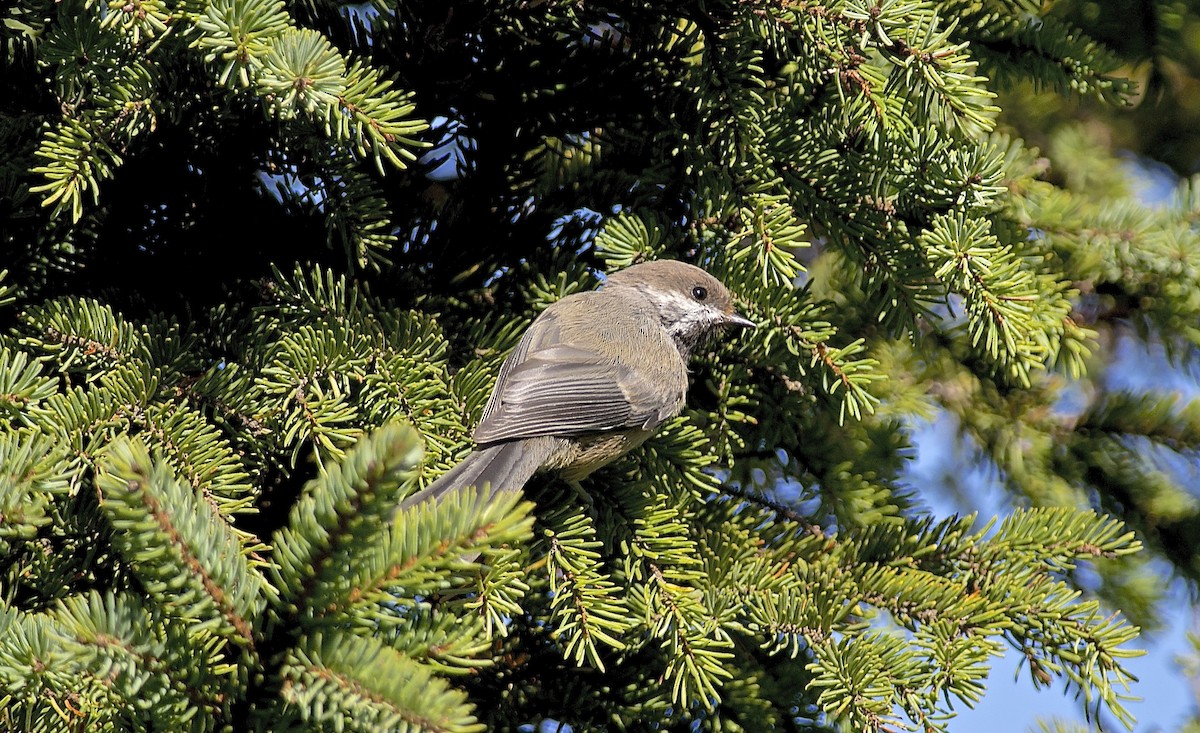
669 303 725 342
641 288 726 346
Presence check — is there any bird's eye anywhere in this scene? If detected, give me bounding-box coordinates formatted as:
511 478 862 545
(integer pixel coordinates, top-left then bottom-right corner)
692 286 708 301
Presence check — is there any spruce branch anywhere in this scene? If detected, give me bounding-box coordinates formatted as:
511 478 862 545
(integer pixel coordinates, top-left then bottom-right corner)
192 0 427 171
101 0 173 44
270 422 423 617
276 631 484 733
799 332 884 422
1079 391 1200 452
970 14 1136 104
29 118 122 224
800 508 1144 730
540 503 632 672
0 270 15 309
607 470 736 709
923 212 1076 384
54 590 229 729
94 437 268 648
17 298 142 376
730 194 810 287
0 430 69 553
719 482 822 532
355 486 534 634
28 6 154 223
256 322 370 465
0 601 117 731
138 402 256 516
0 347 57 421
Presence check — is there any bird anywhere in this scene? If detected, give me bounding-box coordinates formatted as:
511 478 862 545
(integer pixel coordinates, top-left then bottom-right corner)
398 259 755 512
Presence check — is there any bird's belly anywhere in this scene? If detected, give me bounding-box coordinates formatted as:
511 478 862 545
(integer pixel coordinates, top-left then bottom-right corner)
549 430 654 482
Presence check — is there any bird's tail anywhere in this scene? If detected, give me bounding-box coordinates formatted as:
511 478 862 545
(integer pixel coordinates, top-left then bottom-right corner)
397 439 553 513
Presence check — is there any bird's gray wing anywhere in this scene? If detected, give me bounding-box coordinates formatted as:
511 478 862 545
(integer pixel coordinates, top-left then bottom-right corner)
473 331 674 445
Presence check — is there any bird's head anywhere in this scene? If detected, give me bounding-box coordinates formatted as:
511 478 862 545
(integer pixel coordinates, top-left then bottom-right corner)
604 260 755 358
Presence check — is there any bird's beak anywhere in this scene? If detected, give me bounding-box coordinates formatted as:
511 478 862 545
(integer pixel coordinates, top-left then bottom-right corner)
724 312 757 329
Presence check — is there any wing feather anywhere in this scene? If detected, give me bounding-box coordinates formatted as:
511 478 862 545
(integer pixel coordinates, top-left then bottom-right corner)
473 359 655 443
473 300 685 445
474 333 669 444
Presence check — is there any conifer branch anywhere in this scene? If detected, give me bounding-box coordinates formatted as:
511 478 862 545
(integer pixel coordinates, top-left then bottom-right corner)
95 438 267 648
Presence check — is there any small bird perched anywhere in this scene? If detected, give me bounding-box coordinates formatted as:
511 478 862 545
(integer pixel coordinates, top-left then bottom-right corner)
399 259 754 511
